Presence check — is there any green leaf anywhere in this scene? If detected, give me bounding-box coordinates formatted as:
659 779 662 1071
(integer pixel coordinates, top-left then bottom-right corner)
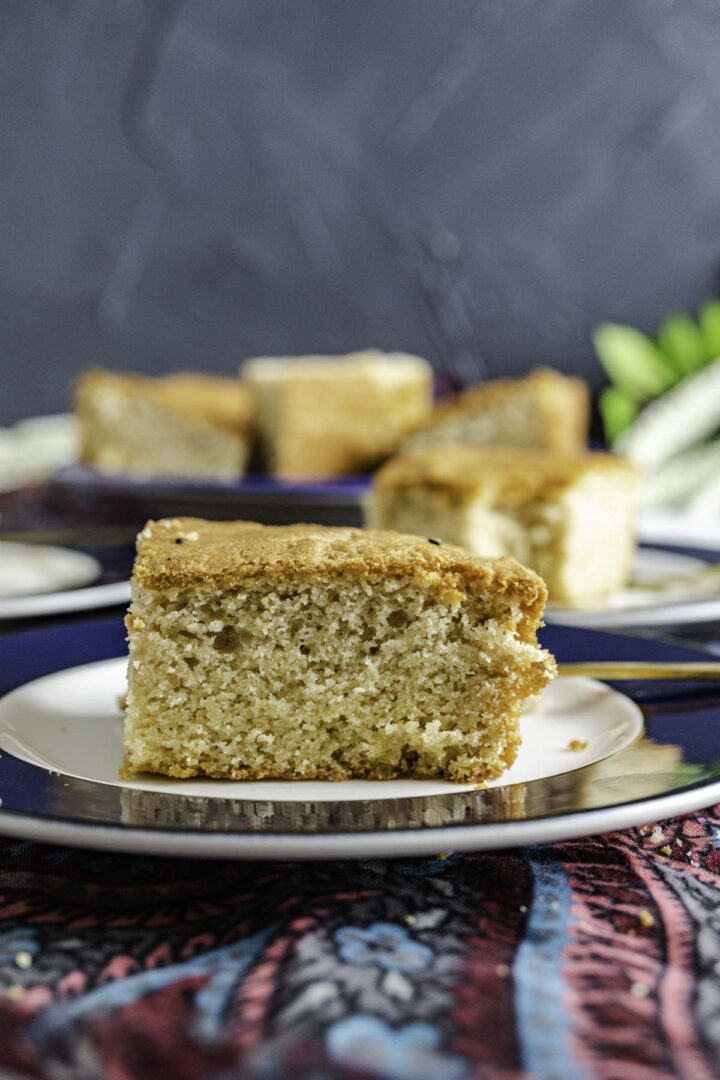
657 313 706 376
699 301 720 362
593 323 676 401
598 386 638 444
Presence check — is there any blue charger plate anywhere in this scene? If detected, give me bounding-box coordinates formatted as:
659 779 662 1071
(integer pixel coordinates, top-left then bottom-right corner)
52 465 371 527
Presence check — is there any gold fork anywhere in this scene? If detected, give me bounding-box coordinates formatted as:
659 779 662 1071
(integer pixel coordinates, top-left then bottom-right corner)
559 662 720 680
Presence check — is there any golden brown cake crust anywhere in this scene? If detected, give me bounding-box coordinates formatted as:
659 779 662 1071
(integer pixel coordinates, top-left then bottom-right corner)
421 367 589 452
134 517 548 638
76 369 253 433
373 445 638 504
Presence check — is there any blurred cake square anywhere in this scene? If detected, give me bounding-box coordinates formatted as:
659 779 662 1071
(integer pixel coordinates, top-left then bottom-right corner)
123 517 555 783
242 350 432 478
366 446 639 603
76 369 253 479
405 368 589 455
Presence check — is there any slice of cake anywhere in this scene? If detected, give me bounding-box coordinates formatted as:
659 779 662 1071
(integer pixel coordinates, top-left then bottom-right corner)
242 350 433 478
76 369 253 480
123 517 555 783
366 446 639 604
405 368 589 455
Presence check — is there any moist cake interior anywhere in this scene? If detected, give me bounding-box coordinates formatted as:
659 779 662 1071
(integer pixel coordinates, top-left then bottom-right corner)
123 520 555 784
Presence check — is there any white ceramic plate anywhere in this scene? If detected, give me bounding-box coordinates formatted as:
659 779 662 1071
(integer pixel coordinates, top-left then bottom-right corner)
0 658 642 801
0 578 130 620
639 508 720 552
0 537 130 620
0 541 99 598
548 547 720 628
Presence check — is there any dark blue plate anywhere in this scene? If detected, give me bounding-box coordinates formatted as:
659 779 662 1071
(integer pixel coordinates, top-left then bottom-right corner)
52 466 371 528
0 616 718 859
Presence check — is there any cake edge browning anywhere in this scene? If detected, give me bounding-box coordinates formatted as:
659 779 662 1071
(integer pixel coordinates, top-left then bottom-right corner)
131 517 549 642
370 445 639 504
367 448 639 604
75 368 253 435
409 367 590 453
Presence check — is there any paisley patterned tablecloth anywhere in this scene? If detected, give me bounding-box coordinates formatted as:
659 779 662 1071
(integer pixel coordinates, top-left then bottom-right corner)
2 806 720 1080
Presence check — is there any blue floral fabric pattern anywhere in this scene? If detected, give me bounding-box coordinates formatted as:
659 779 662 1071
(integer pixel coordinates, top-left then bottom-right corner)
335 923 433 972
327 1016 468 1079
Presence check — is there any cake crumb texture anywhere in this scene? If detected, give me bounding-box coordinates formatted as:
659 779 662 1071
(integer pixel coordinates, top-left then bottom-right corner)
123 518 555 784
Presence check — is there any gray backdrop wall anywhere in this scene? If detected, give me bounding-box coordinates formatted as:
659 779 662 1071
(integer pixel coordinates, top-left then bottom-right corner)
2 0 720 423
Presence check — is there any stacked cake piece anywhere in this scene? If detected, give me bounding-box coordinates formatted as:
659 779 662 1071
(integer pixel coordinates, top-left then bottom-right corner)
242 350 433 478
405 368 589 455
366 446 639 604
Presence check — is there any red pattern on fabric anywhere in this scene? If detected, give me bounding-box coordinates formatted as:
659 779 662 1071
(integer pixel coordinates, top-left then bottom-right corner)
232 932 295 1052
561 844 675 1078
453 855 530 1073
88 978 235 1080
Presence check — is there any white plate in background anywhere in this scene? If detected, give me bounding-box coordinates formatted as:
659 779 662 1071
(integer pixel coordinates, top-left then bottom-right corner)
0 579 131 620
0 541 99 598
639 508 720 552
0 540 130 620
548 547 720 628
